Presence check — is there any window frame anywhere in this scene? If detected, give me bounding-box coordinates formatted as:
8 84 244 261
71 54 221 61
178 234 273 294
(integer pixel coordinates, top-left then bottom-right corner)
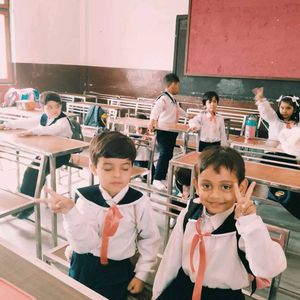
0 0 14 84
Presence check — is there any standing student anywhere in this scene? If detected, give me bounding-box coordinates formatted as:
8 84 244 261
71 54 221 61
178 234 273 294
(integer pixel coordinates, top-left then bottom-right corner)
188 91 227 152
152 146 286 300
253 87 300 219
148 73 186 190
39 131 160 300
0 91 73 219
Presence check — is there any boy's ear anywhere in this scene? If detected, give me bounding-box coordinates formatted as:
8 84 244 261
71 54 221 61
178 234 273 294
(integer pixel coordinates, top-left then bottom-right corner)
192 178 199 194
239 178 248 195
89 161 97 176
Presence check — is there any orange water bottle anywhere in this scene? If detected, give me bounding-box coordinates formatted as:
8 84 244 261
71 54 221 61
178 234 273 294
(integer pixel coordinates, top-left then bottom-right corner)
245 115 257 140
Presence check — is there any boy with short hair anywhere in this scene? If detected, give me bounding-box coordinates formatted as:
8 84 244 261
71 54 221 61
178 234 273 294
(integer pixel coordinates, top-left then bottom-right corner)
152 146 287 300
148 73 186 191
0 91 73 218
41 131 160 300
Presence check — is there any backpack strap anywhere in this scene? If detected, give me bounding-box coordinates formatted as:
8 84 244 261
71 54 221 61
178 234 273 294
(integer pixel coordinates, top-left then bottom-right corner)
40 112 67 126
156 91 176 104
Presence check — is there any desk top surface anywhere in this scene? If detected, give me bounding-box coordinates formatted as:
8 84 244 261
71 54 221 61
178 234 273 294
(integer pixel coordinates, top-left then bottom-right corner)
171 151 300 191
230 136 282 152
0 189 34 217
0 238 106 300
113 117 189 132
0 130 89 156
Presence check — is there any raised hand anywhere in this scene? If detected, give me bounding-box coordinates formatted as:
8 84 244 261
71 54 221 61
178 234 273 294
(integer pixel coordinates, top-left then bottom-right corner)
36 187 75 214
252 87 265 102
234 181 256 219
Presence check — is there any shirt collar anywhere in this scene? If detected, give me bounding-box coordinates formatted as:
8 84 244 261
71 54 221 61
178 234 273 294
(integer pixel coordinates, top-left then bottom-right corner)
202 205 235 231
98 185 129 206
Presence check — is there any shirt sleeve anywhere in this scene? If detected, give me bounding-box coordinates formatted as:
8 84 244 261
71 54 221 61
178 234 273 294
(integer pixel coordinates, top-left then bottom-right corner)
188 112 203 129
31 117 72 137
4 117 40 130
152 209 186 299
219 115 228 146
236 214 287 279
134 198 161 282
62 198 101 253
256 99 279 124
150 98 166 121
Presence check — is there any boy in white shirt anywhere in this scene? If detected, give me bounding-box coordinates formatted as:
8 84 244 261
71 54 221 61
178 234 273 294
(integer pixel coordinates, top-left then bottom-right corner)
0 91 73 218
39 131 160 300
148 73 186 190
152 146 286 300
188 91 227 152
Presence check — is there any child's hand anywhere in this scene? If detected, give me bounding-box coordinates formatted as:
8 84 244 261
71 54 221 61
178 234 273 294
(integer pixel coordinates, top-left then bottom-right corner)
127 277 144 294
252 87 265 102
17 130 33 137
148 120 157 133
0 124 6 130
188 126 198 132
234 181 256 219
36 187 75 214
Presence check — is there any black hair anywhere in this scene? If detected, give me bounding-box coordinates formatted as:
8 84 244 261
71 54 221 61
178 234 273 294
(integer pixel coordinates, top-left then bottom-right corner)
90 131 136 166
175 168 192 193
164 73 180 86
202 91 219 106
199 146 245 184
276 96 300 122
39 91 62 106
136 113 148 120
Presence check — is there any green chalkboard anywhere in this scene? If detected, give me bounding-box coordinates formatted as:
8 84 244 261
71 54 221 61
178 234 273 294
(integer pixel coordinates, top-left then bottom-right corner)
173 15 300 100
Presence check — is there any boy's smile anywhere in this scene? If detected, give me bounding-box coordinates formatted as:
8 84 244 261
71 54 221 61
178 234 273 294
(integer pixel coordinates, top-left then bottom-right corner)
90 157 133 197
197 165 247 215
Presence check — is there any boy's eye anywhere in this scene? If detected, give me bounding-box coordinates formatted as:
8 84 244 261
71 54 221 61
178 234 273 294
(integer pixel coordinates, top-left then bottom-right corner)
201 183 211 190
104 168 112 172
122 167 130 171
222 185 232 191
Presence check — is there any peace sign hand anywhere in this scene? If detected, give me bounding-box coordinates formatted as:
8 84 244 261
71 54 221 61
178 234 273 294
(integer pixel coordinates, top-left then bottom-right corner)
36 187 75 214
252 87 265 102
234 181 256 219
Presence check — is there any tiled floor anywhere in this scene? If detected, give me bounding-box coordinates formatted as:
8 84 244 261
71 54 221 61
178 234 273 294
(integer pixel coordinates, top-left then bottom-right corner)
0 159 300 299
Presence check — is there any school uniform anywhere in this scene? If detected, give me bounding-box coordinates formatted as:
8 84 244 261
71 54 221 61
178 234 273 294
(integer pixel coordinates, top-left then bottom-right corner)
150 91 186 180
63 184 160 300
152 200 286 300
4 112 72 218
188 110 227 152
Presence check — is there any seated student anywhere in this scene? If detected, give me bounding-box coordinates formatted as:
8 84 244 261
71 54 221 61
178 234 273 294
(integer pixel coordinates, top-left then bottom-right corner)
133 113 155 183
39 131 160 300
0 91 73 219
152 146 287 300
188 91 227 152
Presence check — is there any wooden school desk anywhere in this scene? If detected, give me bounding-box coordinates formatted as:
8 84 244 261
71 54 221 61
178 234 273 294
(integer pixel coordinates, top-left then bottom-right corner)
0 189 42 259
0 106 79 122
0 238 107 300
0 130 89 249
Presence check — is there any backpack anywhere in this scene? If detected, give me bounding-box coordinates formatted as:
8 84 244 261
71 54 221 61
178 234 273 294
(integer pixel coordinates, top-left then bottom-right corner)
183 201 271 295
83 105 107 128
67 118 84 141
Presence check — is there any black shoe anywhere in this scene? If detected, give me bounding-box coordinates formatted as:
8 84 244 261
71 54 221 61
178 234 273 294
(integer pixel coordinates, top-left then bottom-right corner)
13 207 34 219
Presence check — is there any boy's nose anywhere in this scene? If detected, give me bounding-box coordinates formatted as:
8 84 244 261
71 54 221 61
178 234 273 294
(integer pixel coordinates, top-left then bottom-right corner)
113 168 121 177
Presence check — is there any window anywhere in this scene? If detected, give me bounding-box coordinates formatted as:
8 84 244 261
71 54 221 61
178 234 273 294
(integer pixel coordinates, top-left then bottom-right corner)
0 0 14 84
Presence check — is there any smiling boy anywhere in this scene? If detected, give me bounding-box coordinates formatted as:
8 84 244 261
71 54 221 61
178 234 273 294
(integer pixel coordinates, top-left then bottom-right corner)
152 146 287 300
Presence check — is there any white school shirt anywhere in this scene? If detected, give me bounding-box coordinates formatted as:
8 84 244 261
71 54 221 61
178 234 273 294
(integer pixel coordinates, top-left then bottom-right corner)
150 92 186 126
188 110 227 145
4 115 72 138
62 185 161 282
152 203 286 299
256 99 299 141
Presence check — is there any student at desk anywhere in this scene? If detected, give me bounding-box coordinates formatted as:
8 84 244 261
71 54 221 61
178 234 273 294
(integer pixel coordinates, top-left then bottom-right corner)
0 91 72 219
153 146 287 300
253 87 300 219
148 73 186 191
188 91 227 152
39 131 160 300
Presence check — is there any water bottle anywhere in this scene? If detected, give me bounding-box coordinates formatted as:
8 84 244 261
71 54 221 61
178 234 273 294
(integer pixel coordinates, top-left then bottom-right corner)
245 115 257 140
